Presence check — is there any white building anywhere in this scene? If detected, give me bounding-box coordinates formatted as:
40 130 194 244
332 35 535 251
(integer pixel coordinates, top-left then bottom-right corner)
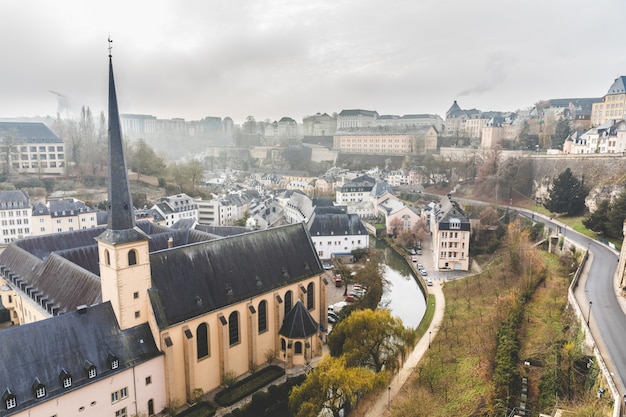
152 193 198 227
0 122 66 176
0 190 31 244
307 205 369 260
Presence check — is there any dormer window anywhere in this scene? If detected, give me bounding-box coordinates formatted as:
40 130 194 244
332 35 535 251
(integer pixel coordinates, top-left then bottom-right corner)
84 361 97 379
32 378 46 398
108 353 119 370
2 388 16 410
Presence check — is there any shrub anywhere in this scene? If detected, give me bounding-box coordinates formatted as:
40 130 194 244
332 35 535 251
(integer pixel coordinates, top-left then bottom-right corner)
214 366 285 407
175 401 216 417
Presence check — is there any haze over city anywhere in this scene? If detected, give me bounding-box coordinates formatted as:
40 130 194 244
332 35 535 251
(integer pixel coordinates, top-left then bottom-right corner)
2 0 626 124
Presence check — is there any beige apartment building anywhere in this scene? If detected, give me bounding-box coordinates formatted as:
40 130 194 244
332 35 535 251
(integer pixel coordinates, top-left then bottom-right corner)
428 196 471 271
591 76 626 126
333 126 438 155
31 198 98 236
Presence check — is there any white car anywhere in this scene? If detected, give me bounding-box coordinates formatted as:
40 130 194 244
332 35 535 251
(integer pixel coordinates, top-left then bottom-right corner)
426 279 433 286
420 269 428 276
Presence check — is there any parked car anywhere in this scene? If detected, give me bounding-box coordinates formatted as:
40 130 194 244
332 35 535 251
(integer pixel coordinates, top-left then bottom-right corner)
420 269 428 276
323 262 332 270
417 263 424 270
416 249 422 255
426 279 433 286
411 255 418 263
345 294 358 302
410 248 416 255
328 312 340 324
334 274 342 287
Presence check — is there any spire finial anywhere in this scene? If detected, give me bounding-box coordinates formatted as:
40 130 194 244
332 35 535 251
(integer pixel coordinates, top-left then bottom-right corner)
108 36 113 57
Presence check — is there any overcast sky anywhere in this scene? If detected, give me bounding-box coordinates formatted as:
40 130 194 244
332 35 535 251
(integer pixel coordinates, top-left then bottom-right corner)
2 0 626 125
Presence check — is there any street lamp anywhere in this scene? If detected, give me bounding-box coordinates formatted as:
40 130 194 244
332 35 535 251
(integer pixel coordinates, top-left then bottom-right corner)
428 331 431 348
387 386 391 408
587 301 593 326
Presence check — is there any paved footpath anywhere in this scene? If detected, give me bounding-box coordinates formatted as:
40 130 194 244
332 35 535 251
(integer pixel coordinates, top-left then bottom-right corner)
365 278 446 416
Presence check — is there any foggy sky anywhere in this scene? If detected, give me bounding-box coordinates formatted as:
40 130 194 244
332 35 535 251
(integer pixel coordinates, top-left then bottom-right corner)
1 0 625 125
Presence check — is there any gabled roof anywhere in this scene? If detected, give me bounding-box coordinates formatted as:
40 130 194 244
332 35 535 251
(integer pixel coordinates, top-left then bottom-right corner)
371 182 394 198
0 122 63 144
278 300 319 339
148 223 323 329
0 302 159 415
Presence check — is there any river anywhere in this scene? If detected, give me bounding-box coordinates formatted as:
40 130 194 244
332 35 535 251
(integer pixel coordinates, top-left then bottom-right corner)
372 239 427 329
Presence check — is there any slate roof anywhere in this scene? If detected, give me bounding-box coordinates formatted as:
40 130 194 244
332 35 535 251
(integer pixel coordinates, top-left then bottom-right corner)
193 224 252 237
0 190 29 207
33 199 94 218
278 300 319 339
371 182 394 198
0 222 216 314
434 197 471 232
0 302 160 416
607 76 626 95
148 223 323 329
446 100 462 118
0 122 63 144
307 207 367 237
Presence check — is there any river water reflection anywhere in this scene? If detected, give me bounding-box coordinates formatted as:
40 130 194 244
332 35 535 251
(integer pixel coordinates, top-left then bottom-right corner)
373 239 426 329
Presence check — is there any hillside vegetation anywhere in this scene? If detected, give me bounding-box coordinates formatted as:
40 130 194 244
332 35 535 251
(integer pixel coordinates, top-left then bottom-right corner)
383 220 609 417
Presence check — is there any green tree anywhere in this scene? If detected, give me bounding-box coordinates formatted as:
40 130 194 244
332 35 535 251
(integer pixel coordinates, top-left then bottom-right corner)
553 118 571 150
327 309 416 373
582 199 611 236
288 356 386 417
606 191 626 239
129 139 167 178
544 168 588 215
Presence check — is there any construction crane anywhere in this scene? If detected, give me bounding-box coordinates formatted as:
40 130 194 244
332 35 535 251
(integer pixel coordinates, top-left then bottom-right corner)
48 90 70 118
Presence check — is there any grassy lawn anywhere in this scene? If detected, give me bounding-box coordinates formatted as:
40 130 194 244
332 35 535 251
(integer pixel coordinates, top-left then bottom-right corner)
415 294 435 339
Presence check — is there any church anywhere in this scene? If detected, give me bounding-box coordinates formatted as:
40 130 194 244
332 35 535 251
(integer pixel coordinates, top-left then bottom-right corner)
0 46 327 417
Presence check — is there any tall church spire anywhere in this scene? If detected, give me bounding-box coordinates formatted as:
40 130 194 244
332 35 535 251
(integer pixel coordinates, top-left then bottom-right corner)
97 38 148 245
107 38 134 231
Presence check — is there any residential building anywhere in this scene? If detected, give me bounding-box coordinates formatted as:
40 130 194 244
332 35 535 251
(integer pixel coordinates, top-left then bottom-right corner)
307 205 368 260
444 101 480 137
0 303 166 417
0 52 327 416
333 126 438 155
591 76 626 126
0 190 31 244
378 198 421 235
31 198 97 236
429 196 471 271
152 193 198 227
0 122 65 175
336 175 376 205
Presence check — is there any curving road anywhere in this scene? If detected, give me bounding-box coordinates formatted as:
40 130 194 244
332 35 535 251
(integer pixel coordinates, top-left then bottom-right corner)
450 195 625 393
517 210 625 393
